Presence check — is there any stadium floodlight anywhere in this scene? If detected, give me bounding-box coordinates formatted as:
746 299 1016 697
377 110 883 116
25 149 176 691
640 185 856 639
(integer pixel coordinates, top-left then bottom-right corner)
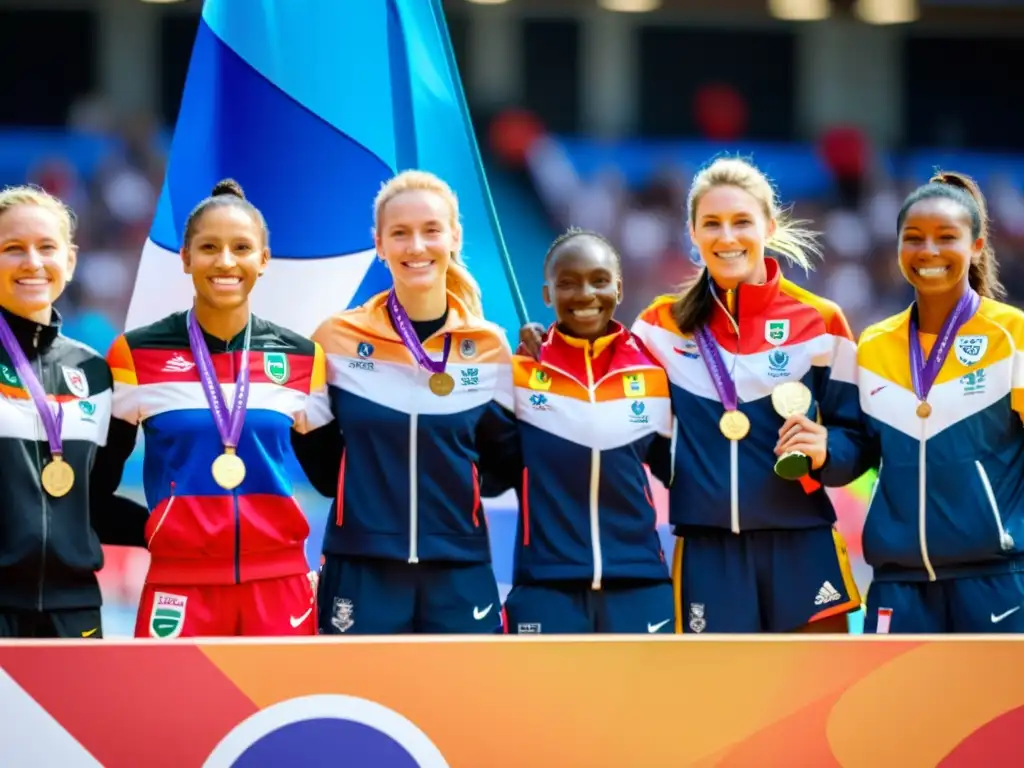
854 0 918 24
598 0 662 12
767 0 830 21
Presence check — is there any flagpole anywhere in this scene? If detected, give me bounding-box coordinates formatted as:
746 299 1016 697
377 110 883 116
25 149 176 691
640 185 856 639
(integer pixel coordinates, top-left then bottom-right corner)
428 0 530 327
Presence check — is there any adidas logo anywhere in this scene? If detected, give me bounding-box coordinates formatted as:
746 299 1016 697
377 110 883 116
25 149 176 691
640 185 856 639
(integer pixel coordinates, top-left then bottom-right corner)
814 581 842 606
162 354 195 373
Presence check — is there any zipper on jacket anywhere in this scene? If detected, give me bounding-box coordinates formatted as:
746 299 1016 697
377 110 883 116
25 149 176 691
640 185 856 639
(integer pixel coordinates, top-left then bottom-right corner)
408 378 420 564
975 460 1015 552
583 348 603 590
669 417 678 487
147 492 177 546
709 290 742 534
918 418 936 581
33 325 47 610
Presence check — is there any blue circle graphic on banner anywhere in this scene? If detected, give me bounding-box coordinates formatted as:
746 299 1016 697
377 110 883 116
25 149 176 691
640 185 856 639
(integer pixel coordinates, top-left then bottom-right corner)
202 695 449 768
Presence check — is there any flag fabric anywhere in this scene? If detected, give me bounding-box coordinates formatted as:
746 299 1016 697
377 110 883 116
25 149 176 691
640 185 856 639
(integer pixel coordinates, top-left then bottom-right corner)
126 0 525 338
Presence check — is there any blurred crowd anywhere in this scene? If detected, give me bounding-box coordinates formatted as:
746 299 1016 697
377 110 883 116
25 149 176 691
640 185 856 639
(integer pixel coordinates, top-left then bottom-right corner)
21 108 166 355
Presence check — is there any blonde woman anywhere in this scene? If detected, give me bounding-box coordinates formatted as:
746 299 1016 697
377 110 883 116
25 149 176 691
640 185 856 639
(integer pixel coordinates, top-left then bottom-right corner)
295 170 516 634
0 185 147 639
631 158 868 633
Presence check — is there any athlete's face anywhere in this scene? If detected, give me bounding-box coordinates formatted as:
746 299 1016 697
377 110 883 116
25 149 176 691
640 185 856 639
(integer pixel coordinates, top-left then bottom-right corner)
899 197 979 297
182 204 269 312
544 238 621 341
690 184 775 290
375 190 460 295
0 204 76 322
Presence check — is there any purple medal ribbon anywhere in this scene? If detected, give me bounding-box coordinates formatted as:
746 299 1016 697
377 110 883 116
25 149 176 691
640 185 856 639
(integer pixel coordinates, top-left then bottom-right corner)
0 314 63 457
187 311 251 451
693 325 738 411
386 290 451 373
908 288 980 403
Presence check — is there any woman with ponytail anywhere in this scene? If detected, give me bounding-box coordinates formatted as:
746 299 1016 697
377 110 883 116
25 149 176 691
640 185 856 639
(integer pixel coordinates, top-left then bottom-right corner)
297 170 515 635
836 171 1024 633
107 179 331 638
630 158 867 633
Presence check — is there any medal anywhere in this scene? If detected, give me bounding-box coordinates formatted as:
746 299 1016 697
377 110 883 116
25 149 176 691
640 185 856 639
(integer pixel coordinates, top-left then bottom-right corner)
693 325 747 441
187 310 251 490
0 312 72 497
41 456 75 498
719 410 750 440
386 291 453 396
211 448 246 490
909 289 980 422
771 381 815 481
429 372 455 396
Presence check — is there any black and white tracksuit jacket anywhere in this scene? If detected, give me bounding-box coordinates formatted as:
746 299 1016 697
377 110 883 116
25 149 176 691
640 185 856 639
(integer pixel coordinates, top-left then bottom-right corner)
0 306 147 612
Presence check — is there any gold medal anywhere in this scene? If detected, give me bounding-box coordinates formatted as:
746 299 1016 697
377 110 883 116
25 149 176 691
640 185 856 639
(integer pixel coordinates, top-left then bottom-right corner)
916 402 932 419
771 381 813 419
212 449 246 490
41 455 75 498
429 372 455 397
719 410 750 441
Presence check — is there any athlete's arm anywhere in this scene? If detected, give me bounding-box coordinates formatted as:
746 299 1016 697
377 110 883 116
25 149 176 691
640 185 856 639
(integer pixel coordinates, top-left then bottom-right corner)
90 416 148 546
477 401 521 497
90 337 148 546
814 313 880 486
291 421 344 498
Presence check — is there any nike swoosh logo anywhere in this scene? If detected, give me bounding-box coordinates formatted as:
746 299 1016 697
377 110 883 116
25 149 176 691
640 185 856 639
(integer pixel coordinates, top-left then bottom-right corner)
473 604 493 620
648 619 671 633
81 627 98 638
290 608 313 628
991 606 1021 623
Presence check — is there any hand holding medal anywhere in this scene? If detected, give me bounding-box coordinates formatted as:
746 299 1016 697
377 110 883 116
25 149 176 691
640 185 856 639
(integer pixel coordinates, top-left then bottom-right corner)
692 326 749 440
187 310 251 490
771 381 816 480
0 315 75 497
386 290 454 397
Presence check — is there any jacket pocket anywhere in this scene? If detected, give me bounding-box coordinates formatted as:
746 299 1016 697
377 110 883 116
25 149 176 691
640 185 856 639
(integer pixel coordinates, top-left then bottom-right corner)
145 495 177 548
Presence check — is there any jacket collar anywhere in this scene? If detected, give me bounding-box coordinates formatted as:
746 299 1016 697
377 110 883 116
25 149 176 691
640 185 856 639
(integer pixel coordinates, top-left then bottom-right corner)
177 310 265 353
0 305 62 355
365 289 479 342
712 257 783 322
539 321 654 386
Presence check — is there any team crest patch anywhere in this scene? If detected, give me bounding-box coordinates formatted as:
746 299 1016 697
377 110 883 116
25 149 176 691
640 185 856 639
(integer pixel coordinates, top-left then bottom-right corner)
954 335 987 367
62 366 89 398
688 603 706 633
331 597 354 633
0 363 20 387
622 372 646 397
149 592 187 638
765 319 789 346
264 352 290 384
460 338 476 359
528 368 552 391
357 341 374 359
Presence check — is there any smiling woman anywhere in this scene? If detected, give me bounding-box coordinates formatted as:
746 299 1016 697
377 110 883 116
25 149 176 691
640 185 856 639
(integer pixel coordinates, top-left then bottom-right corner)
0 185 149 640
101 178 334 640
501 227 676 635
852 172 1024 635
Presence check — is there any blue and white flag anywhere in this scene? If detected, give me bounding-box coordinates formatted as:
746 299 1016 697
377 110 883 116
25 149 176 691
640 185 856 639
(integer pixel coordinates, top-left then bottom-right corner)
126 0 525 337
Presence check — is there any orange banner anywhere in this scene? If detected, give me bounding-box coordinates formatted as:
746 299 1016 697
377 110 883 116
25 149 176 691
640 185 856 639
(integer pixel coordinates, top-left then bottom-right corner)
0 636 1019 766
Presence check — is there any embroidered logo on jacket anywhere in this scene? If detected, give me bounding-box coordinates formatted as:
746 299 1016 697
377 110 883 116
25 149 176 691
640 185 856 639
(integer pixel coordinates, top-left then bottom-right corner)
955 335 987 367
264 352 290 385
623 373 646 397
62 366 89 398
765 319 790 346
529 368 552 391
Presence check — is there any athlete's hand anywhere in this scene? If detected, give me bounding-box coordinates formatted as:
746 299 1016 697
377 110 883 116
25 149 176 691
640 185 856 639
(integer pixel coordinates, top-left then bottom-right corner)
518 323 545 360
775 414 827 470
